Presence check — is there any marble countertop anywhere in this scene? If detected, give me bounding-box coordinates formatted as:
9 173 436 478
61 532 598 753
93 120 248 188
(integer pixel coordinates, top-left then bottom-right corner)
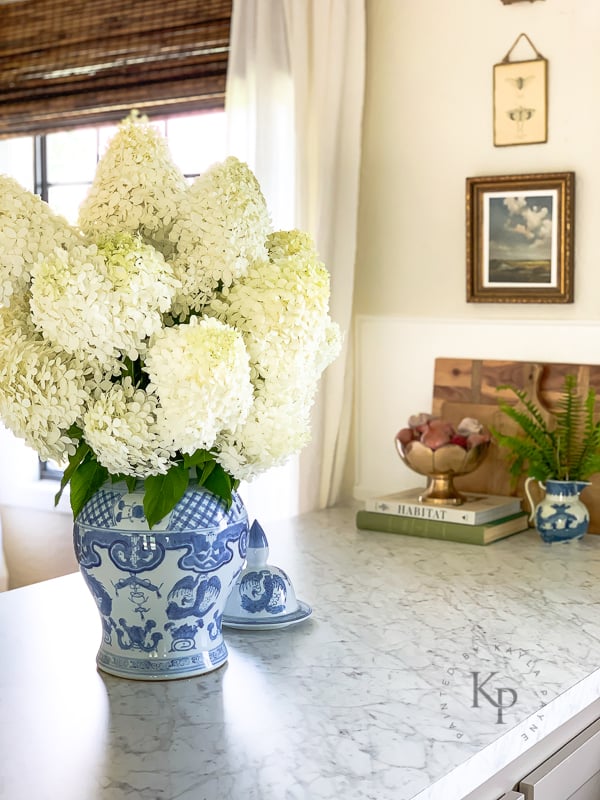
1 505 600 800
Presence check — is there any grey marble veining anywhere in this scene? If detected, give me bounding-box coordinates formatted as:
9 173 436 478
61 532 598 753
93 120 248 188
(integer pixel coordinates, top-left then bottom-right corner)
1 505 600 800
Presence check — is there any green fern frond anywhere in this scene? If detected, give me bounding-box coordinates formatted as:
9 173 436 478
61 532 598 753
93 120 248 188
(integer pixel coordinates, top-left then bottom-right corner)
553 375 579 474
492 375 600 483
571 387 600 479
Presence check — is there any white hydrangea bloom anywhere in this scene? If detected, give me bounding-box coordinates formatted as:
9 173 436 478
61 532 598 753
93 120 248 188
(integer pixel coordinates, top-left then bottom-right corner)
30 233 180 370
0 114 341 497
169 157 272 317
215 391 312 481
0 292 32 335
208 230 342 478
78 111 187 256
0 174 82 308
211 229 340 380
0 300 91 463
83 378 177 477
145 316 253 455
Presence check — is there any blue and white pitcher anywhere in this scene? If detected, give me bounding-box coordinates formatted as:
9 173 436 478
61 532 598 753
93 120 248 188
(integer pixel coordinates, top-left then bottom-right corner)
524 478 590 543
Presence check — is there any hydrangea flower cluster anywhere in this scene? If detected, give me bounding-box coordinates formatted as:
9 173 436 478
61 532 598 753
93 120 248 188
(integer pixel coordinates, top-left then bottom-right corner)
0 112 341 526
78 110 187 255
0 175 82 308
209 229 341 480
169 156 271 317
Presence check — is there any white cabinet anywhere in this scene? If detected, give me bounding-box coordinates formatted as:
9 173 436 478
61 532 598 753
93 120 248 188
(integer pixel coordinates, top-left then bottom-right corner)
517 717 600 799
463 699 600 800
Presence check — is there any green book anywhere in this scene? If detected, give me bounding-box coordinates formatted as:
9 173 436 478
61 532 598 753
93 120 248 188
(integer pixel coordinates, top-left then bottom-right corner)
355 509 530 545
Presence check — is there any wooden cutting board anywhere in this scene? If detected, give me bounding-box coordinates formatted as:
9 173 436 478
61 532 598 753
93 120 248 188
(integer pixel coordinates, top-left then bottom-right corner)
430 358 600 533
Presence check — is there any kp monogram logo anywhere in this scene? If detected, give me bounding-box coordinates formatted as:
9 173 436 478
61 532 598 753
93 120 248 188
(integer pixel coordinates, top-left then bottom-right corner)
436 642 547 739
472 671 518 724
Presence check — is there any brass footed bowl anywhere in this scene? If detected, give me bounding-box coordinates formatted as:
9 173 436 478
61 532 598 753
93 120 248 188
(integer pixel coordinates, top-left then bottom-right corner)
395 439 490 505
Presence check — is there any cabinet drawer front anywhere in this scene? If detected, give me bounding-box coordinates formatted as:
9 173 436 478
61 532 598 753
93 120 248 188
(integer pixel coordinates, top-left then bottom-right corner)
569 771 600 800
519 718 600 799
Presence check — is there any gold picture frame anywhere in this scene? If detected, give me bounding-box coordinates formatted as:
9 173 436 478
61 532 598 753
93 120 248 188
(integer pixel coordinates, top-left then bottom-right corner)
466 172 575 304
494 57 547 146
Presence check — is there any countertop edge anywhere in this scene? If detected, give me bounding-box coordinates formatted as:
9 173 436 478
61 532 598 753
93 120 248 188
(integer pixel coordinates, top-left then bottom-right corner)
414 667 600 800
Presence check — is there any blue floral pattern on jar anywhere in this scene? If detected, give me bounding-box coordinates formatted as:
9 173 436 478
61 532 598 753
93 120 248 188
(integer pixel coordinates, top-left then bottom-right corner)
74 482 248 680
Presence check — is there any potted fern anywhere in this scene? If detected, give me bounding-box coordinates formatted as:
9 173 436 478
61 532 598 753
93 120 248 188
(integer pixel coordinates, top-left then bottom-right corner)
493 374 600 543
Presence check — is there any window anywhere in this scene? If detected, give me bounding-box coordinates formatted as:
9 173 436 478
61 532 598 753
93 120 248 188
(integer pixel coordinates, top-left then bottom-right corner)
0 110 228 482
0 111 228 222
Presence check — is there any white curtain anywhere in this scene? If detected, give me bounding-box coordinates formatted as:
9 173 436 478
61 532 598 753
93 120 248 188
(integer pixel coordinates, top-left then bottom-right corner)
226 0 365 517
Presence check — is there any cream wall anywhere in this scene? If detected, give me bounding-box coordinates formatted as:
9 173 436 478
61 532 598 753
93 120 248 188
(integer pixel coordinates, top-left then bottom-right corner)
353 0 600 499
356 0 600 319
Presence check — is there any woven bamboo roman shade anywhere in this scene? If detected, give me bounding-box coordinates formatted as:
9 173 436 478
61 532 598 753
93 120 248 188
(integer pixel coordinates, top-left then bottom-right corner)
0 0 232 138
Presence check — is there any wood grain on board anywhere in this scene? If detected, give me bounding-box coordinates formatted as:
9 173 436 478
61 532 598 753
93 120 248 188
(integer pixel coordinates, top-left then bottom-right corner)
431 358 600 533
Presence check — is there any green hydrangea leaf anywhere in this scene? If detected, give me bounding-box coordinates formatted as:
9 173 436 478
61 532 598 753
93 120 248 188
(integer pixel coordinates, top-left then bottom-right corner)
143 464 189 529
196 459 216 484
201 462 234 509
65 423 84 439
55 439 91 507
70 457 109 519
183 449 213 468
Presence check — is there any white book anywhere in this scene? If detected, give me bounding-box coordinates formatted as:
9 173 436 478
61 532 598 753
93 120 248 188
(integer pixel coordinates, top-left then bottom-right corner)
365 487 523 525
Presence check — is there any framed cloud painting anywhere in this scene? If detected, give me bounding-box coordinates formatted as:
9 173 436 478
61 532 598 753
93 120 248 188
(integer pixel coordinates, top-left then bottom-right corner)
466 172 574 303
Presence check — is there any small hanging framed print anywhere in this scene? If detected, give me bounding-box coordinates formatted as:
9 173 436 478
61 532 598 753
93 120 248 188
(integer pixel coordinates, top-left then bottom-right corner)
494 33 548 146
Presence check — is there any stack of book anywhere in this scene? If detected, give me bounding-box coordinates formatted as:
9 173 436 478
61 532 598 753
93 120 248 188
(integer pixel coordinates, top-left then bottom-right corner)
356 488 529 545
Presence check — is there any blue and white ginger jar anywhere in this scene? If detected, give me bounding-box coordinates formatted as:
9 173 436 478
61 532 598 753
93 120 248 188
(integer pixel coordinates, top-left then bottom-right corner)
73 482 248 680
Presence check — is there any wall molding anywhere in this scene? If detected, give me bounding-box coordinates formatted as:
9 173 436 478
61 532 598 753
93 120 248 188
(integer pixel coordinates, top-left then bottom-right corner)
354 315 600 500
